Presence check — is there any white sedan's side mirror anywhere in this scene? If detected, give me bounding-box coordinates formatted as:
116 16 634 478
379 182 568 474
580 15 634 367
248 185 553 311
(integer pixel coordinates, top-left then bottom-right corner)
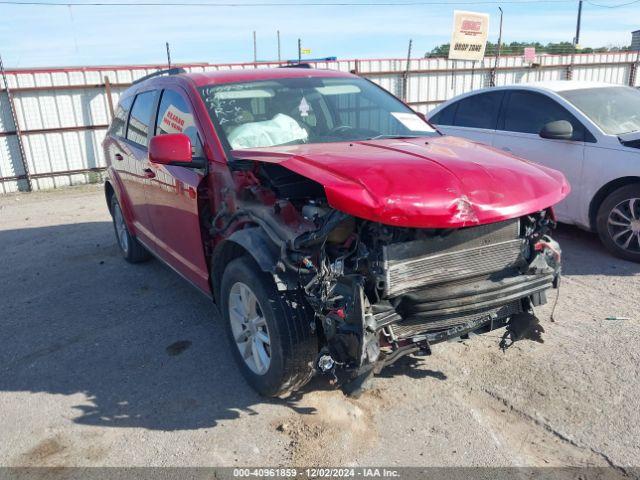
539 120 573 140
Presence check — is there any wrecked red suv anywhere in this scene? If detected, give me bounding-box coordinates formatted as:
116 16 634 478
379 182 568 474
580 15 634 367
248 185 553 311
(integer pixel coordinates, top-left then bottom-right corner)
103 66 568 396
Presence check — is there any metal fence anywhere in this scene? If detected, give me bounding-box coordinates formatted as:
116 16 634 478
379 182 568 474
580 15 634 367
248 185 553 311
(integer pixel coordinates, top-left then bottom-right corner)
1 50 639 194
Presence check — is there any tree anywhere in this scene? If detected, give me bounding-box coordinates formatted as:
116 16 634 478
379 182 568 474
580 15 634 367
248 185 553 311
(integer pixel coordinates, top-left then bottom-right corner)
428 43 451 57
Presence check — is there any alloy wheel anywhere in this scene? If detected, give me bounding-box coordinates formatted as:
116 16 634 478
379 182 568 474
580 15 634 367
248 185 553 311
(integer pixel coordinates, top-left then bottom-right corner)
607 197 640 254
228 282 271 375
113 203 130 254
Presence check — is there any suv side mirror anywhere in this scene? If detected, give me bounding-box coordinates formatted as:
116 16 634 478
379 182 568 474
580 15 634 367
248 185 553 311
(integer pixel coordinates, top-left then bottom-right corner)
149 134 206 168
539 120 573 140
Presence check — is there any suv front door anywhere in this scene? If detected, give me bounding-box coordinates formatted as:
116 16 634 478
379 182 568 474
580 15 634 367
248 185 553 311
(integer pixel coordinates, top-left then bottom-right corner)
492 90 588 222
145 87 210 292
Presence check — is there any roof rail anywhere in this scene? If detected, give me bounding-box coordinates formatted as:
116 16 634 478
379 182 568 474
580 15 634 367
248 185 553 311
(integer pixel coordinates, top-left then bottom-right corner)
132 67 187 85
280 63 313 69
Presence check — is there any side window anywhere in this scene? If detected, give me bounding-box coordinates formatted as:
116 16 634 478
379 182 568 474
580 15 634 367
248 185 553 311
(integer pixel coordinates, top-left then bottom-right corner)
109 95 133 137
453 91 504 129
430 103 457 126
155 89 203 156
126 90 158 147
501 91 585 141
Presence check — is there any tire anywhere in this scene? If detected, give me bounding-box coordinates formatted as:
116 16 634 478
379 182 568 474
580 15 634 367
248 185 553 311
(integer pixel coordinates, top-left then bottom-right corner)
220 255 316 397
596 184 640 263
110 195 151 263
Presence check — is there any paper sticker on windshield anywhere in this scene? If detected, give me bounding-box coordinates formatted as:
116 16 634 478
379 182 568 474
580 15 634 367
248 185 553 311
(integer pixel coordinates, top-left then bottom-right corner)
299 97 311 117
391 112 434 132
159 104 195 134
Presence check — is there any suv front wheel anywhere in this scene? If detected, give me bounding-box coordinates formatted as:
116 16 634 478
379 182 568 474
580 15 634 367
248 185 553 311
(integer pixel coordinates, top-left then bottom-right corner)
597 184 640 263
220 256 316 397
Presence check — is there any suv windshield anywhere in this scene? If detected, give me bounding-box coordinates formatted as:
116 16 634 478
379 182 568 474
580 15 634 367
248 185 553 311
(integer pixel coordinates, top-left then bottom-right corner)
199 76 436 150
559 86 640 136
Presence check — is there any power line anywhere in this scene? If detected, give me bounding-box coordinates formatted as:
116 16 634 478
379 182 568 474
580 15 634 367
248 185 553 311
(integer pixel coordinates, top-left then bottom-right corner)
0 0 619 6
585 0 640 7
2 0 638 6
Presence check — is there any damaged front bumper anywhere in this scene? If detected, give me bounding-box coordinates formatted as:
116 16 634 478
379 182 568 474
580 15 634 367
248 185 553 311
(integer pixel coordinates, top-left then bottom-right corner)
216 183 561 387
307 215 562 385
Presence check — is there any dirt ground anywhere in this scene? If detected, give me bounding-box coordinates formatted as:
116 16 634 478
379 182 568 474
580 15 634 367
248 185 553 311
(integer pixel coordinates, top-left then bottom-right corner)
0 185 639 469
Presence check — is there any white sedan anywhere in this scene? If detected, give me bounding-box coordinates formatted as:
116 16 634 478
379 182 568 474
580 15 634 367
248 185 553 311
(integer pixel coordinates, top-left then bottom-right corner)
428 81 640 262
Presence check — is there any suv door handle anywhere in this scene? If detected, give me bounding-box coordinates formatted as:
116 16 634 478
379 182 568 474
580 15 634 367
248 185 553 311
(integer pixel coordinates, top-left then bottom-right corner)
114 153 124 161
143 168 156 179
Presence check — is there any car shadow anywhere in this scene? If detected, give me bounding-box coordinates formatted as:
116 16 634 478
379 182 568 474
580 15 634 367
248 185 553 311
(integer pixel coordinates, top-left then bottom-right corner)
376 355 448 381
0 221 441 432
0 221 285 432
554 224 640 276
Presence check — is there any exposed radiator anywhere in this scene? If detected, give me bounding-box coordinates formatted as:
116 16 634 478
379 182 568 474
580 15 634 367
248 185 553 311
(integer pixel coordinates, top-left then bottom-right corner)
391 300 522 339
382 219 524 297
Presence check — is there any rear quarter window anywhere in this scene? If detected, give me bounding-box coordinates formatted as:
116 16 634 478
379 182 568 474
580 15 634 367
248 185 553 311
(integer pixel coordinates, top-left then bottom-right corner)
109 95 134 138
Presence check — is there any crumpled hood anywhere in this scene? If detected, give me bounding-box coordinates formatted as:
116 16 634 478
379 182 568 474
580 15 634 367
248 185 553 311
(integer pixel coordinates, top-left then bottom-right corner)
231 135 570 228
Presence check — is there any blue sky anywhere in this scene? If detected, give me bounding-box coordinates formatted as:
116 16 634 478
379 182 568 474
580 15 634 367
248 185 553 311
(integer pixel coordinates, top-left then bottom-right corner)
0 0 638 68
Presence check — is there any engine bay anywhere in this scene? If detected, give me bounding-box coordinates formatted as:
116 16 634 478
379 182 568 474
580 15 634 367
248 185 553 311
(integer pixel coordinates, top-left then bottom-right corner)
213 159 562 389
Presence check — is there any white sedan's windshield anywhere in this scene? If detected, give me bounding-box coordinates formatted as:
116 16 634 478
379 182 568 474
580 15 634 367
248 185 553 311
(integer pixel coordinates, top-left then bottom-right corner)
199 77 436 150
559 86 640 136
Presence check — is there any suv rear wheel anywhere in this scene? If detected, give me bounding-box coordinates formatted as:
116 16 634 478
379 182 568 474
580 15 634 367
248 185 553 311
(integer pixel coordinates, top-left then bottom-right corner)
596 184 640 263
110 195 151 263
220 256 316 397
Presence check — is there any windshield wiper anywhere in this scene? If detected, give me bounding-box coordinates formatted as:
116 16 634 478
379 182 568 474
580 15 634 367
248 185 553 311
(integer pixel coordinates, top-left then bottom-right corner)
366 134 422 140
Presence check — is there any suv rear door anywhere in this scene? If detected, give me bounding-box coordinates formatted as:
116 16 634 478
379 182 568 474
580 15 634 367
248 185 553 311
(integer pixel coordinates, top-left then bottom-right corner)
119 89 159 243
144 87 210 292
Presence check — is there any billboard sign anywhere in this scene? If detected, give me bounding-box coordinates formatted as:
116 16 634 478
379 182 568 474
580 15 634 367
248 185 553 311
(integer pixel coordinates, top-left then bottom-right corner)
448 10 490 61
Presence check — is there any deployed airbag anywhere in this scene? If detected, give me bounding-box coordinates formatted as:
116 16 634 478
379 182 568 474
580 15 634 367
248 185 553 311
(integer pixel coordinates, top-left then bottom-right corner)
227 114 308 149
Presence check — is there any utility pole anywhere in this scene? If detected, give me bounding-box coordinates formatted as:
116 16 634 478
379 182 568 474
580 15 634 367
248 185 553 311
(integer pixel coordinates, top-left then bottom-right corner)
277 30 281 62
298 38 302 63
568 0 582 80
402 39 412 102
490 6 503 87
630 41 640 86
253 31 257 63
166 42 171 69
573 0 583 47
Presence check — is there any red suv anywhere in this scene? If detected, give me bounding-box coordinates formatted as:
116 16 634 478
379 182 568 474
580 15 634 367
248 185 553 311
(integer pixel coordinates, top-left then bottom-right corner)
103 66 568 396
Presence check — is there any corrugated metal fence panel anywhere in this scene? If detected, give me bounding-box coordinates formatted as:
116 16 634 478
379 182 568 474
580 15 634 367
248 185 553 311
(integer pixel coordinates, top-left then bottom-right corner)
0 86 26 193
1 52 638 193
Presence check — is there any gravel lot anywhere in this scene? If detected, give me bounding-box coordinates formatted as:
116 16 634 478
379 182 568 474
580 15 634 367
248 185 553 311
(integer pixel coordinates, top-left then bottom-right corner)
1 185 639 469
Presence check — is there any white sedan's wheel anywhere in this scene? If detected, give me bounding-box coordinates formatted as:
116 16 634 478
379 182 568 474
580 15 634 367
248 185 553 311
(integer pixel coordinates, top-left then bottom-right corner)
597 184 640 263
607 197 640 254
228 282 271 375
